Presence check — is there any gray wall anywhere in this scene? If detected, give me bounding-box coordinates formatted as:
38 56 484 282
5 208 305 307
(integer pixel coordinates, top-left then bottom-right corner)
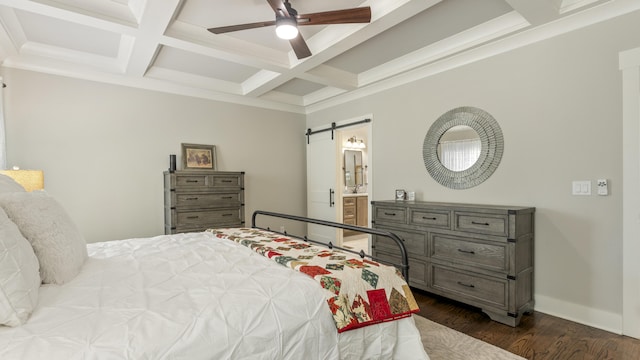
2 68 307 243
307 10 640 333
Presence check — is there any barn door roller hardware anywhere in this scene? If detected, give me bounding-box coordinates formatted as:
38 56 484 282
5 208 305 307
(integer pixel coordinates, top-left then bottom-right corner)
306 118 371 144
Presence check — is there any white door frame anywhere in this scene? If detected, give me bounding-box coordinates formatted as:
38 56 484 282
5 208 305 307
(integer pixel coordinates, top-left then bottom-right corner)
620 46 640 339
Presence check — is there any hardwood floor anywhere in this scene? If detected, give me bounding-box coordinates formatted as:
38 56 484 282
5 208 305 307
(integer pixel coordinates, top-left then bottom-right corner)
413 288 640 360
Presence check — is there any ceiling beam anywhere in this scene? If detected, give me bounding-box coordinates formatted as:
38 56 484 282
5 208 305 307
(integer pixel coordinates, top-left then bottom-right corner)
124 0 181 76
0 7 25 58
504 0 560 25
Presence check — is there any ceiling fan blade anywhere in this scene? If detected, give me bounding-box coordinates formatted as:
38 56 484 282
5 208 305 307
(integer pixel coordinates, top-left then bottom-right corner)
207 20 276 34
297 7 371 25
289 33 311 59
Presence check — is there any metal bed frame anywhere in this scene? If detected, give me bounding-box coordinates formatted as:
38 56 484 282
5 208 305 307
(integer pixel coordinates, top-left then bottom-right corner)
251 210 410 281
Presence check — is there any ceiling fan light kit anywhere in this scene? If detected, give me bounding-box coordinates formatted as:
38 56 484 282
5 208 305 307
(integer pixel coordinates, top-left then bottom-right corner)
207 0 371 59
275 16 298 40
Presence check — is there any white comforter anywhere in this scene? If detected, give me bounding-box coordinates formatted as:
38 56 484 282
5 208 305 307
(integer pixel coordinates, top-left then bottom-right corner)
0 231 428 359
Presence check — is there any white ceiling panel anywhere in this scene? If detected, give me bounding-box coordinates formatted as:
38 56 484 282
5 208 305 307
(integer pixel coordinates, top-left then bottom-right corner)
48 0 138 23
15 9 121 57
0 0 635 114
274 78 325 96
326 0 515 73
154 46 259 83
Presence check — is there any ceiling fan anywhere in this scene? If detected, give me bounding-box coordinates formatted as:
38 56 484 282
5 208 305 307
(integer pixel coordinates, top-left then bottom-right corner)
207 0 372 59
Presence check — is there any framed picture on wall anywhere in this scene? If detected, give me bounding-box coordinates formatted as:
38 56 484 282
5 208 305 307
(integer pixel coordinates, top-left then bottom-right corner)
181 143 217 170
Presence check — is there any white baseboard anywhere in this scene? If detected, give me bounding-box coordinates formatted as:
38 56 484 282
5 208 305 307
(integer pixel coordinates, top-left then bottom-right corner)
534 295 623 335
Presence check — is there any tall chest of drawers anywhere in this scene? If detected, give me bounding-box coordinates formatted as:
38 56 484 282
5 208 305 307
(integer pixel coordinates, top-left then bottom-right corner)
164 170 245 234
371 200 534 326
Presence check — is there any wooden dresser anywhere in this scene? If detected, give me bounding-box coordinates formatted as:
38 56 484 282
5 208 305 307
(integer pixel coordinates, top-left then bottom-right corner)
343 195 368 236
164 170 245 234
371 200 534 326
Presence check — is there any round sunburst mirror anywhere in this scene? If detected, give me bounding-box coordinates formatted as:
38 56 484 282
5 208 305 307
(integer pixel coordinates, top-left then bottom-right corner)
423 106 504 189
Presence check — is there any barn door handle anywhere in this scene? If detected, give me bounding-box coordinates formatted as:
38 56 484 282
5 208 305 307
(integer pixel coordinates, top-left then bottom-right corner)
329 189 335 207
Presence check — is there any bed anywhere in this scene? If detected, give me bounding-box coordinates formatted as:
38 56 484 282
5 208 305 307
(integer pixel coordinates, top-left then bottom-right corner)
0 179 428 359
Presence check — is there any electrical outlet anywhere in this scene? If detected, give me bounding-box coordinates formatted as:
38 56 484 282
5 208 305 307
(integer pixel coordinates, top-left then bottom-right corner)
279 225 285 233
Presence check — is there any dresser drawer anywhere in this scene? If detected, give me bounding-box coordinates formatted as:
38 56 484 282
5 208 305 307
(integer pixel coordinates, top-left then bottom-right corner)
375 251 427 288
410 209 450 229
374 229 426 257
431 265 507 309
454 212 508 236
211 174 243 187
430 233 507 272
176 208 242 227
175 192 241 207
176 174 208 187
374 206 406 224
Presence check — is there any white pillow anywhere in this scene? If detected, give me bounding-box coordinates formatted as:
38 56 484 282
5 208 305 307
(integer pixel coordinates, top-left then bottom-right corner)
0 174 26 193
0 191 87 284
0 207 40 326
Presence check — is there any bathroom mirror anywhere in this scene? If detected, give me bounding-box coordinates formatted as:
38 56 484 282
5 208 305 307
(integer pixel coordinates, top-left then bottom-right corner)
423 106 503 189
344 150 363 187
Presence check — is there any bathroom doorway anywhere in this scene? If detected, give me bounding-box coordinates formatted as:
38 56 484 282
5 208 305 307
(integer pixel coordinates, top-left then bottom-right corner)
337 124 371 254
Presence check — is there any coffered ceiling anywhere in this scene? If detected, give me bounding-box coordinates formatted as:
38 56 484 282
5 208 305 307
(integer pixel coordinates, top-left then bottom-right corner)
0 0 638 114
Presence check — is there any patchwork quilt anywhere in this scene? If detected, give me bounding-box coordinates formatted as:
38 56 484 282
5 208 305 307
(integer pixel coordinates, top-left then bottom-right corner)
210 228 419 332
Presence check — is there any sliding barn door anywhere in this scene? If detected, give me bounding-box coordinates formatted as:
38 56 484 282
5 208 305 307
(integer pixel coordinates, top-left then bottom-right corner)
306 129 338 245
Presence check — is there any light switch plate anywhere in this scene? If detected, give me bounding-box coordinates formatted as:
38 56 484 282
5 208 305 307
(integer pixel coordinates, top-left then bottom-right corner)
572 180 591 195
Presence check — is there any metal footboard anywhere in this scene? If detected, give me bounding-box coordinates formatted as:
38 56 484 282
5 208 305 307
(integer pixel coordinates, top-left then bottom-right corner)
251 210 410 282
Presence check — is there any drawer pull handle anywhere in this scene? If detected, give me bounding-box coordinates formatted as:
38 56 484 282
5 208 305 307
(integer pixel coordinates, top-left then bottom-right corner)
423 216 437 220
186 216 199 219
384 212 396 216
222 180 233 183
222 196 233 199
471 221 490 226
222 213 233 217
457 281 475 288
186 180 199 183
185 197 199 201
457 249 475 255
